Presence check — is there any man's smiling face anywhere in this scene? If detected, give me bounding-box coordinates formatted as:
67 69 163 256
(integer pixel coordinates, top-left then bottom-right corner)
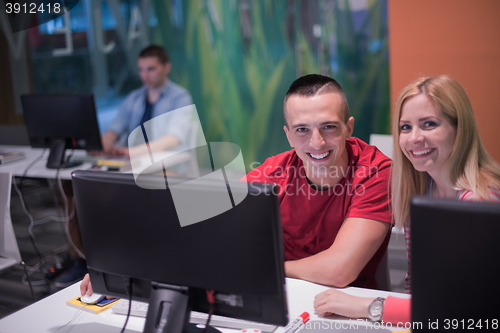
283 92 354 185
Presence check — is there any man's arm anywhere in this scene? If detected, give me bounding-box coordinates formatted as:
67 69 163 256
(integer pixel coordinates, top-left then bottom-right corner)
101 131 119 154
285 217 390 287
88 130 119 155
102 89 141 154
117 107 194 156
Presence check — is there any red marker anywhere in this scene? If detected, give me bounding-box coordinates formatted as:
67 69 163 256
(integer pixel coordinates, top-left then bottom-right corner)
283 312 310 333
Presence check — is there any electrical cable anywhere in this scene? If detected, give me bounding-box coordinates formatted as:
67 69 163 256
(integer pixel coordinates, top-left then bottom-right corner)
21 261 36 302
56 301 86 331
21 261 47 286
21 255 64 286
13 148 47 291
15 148 45 253
12 175 76 232
14 147 79 293
19 246 69 286
55 148 86 259
121 278 133 333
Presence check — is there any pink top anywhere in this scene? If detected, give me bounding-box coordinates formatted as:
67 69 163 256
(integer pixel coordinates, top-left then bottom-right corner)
382 296 411 324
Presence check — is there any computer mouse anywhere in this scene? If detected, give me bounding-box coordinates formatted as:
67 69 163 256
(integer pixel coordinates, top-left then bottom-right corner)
80 293 106 304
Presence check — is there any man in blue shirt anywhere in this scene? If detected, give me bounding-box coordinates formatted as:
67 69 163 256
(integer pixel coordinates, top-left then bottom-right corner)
55 45 193 288
102 45 193 157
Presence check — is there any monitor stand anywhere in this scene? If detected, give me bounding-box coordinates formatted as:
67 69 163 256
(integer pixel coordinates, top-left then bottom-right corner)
144 282 221 333
46 138 82 169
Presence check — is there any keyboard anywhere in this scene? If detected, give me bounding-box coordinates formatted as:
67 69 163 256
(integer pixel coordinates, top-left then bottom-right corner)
111 299 278 332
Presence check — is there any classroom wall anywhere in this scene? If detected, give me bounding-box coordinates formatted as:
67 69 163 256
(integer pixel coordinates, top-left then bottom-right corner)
388 0 500 162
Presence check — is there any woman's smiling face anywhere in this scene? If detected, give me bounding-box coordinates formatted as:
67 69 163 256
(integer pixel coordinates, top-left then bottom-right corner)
399 94 457 176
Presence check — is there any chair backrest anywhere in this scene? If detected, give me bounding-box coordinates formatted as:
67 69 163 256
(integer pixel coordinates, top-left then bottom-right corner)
0 172 22 272
374 249 391 291
369 134 393 159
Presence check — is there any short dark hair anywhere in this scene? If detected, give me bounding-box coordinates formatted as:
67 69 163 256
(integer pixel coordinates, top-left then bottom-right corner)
138 45 170 64
284 74 350 125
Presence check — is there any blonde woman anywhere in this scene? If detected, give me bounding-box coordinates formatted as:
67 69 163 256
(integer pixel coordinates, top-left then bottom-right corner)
313 75 500 323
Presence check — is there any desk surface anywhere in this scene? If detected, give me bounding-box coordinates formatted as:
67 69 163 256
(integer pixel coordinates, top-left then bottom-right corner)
0 278 410 333
0 145 91 180
0 145 190 180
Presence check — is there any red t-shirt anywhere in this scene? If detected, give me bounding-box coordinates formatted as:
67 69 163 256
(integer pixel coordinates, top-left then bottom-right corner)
246 137 392 288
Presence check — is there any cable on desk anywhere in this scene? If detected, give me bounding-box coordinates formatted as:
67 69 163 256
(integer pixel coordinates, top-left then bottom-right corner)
56 299 86 332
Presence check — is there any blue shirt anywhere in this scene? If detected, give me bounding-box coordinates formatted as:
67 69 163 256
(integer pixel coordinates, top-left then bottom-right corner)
107 79 193 148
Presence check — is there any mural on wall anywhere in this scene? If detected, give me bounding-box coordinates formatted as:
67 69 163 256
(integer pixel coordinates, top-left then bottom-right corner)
3 0 389 168
153 0 390 167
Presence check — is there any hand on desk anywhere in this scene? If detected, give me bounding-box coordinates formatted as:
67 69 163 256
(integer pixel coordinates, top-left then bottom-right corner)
87 147 129 157
89 131 180 158
314 288 374 319
80 273 114 299
80 273 93 296
109 146 129 157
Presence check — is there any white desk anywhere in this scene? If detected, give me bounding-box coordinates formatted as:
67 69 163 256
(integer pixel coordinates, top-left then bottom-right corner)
0 145 92 180
0 278 410 333
0 145 191 180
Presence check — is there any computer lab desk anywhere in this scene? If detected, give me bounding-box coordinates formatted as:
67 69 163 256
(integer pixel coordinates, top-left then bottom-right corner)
0 278 410 333
0 145 191 180
0 145 94 180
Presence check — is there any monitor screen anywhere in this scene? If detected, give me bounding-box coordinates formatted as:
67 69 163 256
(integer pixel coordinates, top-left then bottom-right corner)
410 196 500 330
71 170 288 333
21 94 102 169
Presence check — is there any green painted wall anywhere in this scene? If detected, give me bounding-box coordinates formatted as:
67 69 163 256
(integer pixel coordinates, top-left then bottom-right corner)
153 0 389 168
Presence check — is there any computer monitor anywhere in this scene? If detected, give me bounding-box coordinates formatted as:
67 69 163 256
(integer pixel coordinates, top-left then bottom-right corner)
71 170 288 333
410 196 500 330
21 94 102 169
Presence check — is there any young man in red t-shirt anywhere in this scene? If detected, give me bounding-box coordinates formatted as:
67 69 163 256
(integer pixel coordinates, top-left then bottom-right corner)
246 74 392 289
79 74 392 296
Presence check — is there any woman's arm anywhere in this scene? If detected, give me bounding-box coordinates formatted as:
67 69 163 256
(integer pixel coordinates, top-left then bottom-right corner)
314 289 411 325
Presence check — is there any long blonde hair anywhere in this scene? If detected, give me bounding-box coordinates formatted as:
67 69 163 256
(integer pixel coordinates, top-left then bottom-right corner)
391 75 500 228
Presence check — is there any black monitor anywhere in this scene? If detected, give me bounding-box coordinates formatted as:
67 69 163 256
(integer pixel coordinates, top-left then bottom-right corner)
410 196 500 331
71 170 288 333
21 94 102 169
